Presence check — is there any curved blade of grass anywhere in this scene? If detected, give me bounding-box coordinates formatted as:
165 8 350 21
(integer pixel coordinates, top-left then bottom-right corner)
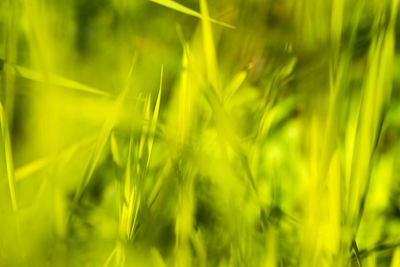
146 65 163 168
200 0 220 94
15 64 111 97
149 0 235 29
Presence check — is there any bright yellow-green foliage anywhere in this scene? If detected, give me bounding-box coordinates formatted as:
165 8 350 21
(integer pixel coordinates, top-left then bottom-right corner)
1 0 400 266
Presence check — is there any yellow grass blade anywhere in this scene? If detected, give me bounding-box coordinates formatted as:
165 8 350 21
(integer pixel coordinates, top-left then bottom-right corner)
138 95 151 161
0 103 18 212
111 131 123 167
147 65 163 168
223 69 247 103
15 65 111 97
124 136 133 203
200 0 220 94
391 247 400 267
149 0 235 29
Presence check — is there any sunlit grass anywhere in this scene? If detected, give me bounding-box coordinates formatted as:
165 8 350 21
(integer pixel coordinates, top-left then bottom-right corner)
1 0 400 266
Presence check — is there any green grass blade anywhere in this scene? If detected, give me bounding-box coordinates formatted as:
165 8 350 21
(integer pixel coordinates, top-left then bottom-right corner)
147 65 163 168
15 65 111 97
149 0 235 29
223 69 247 103
200 0 220 94
0 103 17 212
111 131 123 167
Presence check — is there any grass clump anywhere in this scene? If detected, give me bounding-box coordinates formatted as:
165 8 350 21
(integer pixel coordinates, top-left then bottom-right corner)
1 0 400 266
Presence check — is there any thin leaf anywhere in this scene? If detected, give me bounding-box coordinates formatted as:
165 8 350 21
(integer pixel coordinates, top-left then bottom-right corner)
200 0 220 93
0 103 17 212
147 65 163 168
15 65 111 97
111 131 123 167
149 0 235 29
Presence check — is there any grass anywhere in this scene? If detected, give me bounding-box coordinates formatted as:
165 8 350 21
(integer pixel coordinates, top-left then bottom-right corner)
1 0 400 266
0 103 17 212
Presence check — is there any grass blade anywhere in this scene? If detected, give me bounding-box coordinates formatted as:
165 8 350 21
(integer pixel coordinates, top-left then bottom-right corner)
149 0 235 29
147 65 163 168
0 103 17 212
15 65 111 97
200 0 220 94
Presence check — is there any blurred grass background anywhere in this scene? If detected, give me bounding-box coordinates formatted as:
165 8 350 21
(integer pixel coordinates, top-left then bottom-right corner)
1 0 400 266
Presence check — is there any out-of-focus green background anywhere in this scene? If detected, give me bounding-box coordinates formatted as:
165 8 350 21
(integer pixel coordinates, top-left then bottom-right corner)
1 0 400 266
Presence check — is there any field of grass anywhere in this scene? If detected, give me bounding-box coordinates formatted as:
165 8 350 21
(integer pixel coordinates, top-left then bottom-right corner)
1 0 400 266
